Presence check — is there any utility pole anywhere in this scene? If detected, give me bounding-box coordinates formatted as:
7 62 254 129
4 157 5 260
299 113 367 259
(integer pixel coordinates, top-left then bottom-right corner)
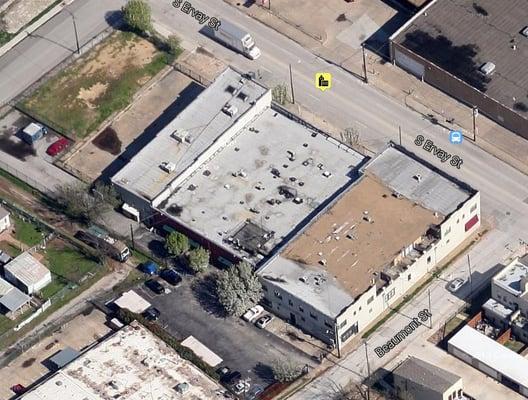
362 44 369 84
334 322 341 358
398 126 402 146
130 224 135 249
64 8 80 55
289 64 295 104
364 341 371 400
467 254 473 295
472 106 478 142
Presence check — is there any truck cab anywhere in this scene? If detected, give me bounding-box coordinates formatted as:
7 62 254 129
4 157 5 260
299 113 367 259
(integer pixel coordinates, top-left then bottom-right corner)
241 34 261 60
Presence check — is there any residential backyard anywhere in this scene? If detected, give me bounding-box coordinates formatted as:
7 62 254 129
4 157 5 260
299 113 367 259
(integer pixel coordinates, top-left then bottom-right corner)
19 31 171 138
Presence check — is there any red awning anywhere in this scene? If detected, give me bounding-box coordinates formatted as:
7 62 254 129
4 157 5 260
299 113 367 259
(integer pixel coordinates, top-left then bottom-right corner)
465 215 479 232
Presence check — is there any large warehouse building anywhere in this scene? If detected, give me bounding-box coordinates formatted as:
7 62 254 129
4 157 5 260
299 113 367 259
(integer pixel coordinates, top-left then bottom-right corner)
390 0 528 139
258 144 480 349
112 67 367 265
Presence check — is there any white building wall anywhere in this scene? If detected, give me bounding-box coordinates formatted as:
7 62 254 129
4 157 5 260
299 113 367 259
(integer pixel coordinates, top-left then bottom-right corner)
153 90 272 208
0 214 10 232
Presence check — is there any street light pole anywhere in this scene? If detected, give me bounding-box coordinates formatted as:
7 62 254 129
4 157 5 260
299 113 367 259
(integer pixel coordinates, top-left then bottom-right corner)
467 254 473 295
64 8 80 54
472 106 478 142
428 289 433 329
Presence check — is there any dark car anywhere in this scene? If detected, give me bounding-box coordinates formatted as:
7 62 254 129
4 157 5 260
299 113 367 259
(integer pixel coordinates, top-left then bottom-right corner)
160 268 182 286
220 370 241 385
140 260 159 275
11 384 26 395
46 137 70 156
145 279 165 294
143 307 161 321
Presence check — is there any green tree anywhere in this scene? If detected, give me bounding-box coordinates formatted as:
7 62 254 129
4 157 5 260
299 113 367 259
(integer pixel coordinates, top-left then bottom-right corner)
271 358 303 383
122 0 152 33
166 34 181 56
272 83 290 105
165 231 189 257
187 247 210 273
216 261 263 316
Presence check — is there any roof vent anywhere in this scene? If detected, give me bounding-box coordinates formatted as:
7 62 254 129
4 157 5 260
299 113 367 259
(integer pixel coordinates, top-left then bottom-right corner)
237 92 249 102
522 26 528 38
160 162 176 173
222 104 239 117
413 173 422 182
300 276 307 283
171 130 187 142
226 85 238 95
480 62 495 76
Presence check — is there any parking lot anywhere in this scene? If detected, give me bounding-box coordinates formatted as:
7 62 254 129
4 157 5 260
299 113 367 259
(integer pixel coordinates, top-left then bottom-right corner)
135 274 316 395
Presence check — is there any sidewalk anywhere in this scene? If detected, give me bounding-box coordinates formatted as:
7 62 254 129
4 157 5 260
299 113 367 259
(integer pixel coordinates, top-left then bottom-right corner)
223 0 528 175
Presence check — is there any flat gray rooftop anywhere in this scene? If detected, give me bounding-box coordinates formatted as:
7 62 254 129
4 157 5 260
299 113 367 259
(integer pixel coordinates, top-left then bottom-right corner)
161 107 365 259
483 298 514 320
394 0 528 114
493 256 528 297
393 356 461 392
112 68 268 201
260 256 354 318
365 146 471 216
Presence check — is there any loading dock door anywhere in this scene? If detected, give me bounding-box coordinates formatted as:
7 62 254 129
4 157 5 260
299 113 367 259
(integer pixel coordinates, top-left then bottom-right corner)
394 49 425 79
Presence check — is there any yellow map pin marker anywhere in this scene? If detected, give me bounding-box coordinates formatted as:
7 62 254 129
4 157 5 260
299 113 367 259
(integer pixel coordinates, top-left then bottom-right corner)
315 72 332 91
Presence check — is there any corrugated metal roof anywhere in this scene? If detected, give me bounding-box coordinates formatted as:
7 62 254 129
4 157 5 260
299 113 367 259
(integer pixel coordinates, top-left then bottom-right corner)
49 347 80 369
0 286 30 312
4 252 51 289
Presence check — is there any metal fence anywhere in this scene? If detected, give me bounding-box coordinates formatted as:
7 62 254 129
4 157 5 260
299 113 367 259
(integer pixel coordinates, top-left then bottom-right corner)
0 157 49 194
173 62 212 87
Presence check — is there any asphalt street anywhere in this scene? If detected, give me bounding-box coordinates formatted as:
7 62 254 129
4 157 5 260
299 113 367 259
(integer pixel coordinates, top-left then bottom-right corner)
146 1 528 398
0 0 527 398
0 0 126 106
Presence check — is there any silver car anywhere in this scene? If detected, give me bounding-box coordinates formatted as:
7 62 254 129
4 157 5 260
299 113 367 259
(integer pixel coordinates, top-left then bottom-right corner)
448 278 465 292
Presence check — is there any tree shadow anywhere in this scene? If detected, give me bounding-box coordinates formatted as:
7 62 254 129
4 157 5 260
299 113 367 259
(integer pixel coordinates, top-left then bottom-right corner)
190 272 226 318
147 239 168 259
253 362 275 383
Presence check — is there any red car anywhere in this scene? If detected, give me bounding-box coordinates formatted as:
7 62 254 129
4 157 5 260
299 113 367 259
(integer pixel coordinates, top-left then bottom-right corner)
46 137 70 156
11 384 26 394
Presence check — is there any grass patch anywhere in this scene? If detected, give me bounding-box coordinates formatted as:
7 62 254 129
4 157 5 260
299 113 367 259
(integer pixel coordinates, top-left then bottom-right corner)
112 267 144 293
44 246 99 284
0 315 16 336
0 31 14 47
13 215 44 247
19 31 172 138
39 275 68 299
0 241 22 257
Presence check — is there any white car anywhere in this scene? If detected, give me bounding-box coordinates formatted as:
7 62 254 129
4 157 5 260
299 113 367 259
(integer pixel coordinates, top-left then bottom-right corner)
233 381 250 394
255 314 273 329
448 278 465 292
242 305 264 322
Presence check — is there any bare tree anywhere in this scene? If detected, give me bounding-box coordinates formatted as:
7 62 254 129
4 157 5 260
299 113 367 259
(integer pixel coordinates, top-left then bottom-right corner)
340 127 360 147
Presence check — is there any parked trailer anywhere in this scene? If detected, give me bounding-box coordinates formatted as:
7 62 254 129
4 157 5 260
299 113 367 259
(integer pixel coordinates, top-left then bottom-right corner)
211 20 261 60
76 225 130 262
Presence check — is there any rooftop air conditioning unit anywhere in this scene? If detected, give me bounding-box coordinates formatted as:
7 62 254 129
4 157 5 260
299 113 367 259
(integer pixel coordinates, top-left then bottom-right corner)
160 161 176 173
522 26 528 38
480 62 496 76
171 130 187 143
222 104 238 117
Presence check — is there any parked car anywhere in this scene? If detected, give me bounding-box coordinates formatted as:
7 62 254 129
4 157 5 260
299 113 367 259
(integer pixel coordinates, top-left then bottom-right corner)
145 279 165 294
160 268 182 286
233 381 250 395
216 366 230 378
220 370 241 385
448 277 466 292
11 384 26 395
247 386 264 400
143 307 161 321
140 261 159 275
242 305 264 322
46 137 70 156
255 314 273 329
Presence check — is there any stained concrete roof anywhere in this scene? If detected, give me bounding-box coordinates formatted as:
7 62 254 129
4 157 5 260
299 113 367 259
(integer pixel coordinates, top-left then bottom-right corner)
393 0 528 114
365 146 471 215
393 356 461 392
0 285 30 312
4 252 50 290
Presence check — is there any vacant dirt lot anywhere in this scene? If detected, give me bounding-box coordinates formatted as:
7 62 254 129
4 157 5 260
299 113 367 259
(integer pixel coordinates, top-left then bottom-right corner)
20 31 168 138
65 69 195 181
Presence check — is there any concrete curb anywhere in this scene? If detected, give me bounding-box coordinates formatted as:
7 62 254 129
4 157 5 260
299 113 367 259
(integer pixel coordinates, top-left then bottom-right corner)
0 0 75 59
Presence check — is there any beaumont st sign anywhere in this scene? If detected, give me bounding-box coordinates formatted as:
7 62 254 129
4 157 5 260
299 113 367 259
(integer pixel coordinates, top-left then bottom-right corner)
374 308 432 358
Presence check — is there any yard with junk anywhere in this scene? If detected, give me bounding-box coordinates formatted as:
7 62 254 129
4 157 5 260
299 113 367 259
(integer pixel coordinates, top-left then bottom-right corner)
0 212 106 349
18 31 176 139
